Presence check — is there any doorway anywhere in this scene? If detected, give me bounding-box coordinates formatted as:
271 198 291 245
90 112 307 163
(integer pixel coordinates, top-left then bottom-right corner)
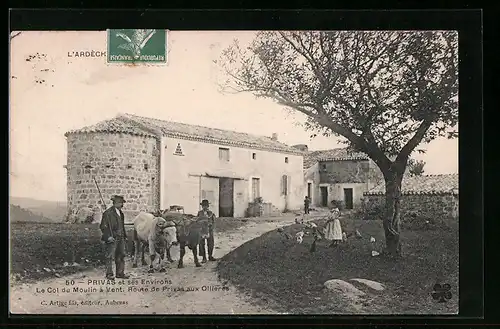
344 188 354 210
251 177 260 201
307 183 312 200
219 178 234 217
320 186 328 207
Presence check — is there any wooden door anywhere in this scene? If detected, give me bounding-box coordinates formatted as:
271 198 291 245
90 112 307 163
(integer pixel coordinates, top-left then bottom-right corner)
320 186 328 207
251 178 260 201
200 176 219 217
344 188 353 210
219 178 234 217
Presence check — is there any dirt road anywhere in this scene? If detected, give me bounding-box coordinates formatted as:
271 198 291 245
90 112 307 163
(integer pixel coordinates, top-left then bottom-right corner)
10 218 294 314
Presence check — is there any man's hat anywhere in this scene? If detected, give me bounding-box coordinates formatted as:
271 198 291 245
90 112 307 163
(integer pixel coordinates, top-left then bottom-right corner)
200 199 210 206
111 195 126 203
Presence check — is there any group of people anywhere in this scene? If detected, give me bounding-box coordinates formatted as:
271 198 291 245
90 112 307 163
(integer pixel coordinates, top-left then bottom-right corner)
99 195 217 280
304 196 344 247
99 193 343 279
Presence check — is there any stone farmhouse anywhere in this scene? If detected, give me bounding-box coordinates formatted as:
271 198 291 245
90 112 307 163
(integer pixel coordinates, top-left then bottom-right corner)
64 114 305 221
362 174 459 221
302 147 383 210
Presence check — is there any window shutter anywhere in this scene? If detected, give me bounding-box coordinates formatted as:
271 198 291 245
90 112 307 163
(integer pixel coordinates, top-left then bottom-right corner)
281 175 288 196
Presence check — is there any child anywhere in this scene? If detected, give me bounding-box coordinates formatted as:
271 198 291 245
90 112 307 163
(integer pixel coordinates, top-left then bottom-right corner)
323 207 343 247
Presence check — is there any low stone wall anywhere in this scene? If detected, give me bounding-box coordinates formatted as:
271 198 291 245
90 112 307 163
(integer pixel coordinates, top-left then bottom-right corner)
361 193 459 223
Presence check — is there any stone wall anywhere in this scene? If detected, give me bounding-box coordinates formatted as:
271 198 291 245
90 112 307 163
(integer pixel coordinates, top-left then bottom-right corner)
66 132 160 221
319 159 383 185
361 193 459 222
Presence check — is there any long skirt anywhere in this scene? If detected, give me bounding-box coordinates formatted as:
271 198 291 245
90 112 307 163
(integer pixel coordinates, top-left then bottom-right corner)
324 219 343 241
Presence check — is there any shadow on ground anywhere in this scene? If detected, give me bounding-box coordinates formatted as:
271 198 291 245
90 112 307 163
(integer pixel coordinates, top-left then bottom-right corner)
216 217 459 314
10 218 250 283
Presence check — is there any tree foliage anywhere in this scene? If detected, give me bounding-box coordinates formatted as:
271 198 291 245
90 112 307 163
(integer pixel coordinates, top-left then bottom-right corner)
407 158 426 176
219 31 458 175
219 31 458 257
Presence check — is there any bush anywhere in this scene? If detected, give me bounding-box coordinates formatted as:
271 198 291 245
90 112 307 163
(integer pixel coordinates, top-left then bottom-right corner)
355 204 384 221
401 210 442 231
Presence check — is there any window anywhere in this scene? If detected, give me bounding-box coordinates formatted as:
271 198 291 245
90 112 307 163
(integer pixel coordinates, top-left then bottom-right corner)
219 147 230 161
281 175 289 196
285 157 289 163
251 178 260 200
252 152 257 160
174 143 184 156
144 163 149 171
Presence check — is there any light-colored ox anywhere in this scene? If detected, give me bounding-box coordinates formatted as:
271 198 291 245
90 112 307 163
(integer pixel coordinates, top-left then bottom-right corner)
132 212 178 273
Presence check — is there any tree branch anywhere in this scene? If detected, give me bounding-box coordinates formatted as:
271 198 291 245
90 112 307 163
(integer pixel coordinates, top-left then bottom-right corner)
396 117 435 164
279 32 326 85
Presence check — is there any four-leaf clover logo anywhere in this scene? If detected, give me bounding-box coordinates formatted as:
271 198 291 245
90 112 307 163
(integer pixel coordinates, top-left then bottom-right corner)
431 283 452 303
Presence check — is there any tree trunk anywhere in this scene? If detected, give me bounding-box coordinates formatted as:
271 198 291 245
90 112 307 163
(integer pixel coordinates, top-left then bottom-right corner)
382 170 404 258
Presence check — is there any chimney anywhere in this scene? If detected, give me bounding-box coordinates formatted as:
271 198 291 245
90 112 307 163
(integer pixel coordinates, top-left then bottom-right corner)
292 144 308 152
271 133 278 141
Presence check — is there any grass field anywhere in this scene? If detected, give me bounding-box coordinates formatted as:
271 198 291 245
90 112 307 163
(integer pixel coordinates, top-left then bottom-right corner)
10 217 248 283
216 216 459 314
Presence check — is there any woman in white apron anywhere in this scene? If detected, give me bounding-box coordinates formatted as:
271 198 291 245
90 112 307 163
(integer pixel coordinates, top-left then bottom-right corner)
323 207 343 247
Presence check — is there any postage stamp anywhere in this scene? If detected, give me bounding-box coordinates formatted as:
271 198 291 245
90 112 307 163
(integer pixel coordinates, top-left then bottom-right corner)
9 30 461 315
107 29 167 64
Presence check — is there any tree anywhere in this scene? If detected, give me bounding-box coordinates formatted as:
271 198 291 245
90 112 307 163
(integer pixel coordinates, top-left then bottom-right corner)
407 158 426 176
219 31 458 257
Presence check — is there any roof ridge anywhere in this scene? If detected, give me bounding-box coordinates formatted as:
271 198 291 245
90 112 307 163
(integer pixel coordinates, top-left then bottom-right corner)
308 147 350 152
64 116 156 138
120 113 292 145
422 173 458 177
116 114 163 136
66 113 305 155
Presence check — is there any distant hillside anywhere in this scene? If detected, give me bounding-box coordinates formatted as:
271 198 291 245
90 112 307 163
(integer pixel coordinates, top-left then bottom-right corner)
9 197 66 222
10 204 59 223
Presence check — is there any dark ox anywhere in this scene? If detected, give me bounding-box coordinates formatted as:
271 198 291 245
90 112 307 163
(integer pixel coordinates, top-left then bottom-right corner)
160 210 210 268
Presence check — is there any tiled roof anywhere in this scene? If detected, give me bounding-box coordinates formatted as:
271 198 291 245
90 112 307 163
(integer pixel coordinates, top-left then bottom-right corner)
65 114 303 155
303 148 369 169
64 117 156 138
364 174 459 195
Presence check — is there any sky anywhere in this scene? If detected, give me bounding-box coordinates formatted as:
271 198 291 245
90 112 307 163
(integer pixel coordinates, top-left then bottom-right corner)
9 31 458 202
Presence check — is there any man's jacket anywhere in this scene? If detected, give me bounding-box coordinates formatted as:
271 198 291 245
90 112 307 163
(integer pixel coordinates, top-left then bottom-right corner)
197 210 215 229
99 207 127 242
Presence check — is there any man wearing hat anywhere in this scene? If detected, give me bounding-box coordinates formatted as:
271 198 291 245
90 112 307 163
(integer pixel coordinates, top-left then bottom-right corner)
197 199 217 262
99 195 130 280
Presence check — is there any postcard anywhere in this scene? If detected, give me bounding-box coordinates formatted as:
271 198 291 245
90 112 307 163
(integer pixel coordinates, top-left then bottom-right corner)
9 29 459 315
